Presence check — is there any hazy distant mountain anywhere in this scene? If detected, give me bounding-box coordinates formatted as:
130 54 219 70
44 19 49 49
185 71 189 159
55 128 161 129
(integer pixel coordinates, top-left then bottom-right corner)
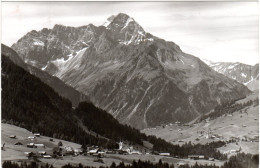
11 13 251 129
1 44 89 106
203 59 259 91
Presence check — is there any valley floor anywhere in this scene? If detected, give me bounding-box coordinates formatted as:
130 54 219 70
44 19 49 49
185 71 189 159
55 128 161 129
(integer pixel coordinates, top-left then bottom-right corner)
2 123 225 168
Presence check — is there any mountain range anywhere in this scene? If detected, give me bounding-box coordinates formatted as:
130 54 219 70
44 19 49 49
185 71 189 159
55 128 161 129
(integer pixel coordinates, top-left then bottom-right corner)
11 13 251 129
203 59 259 91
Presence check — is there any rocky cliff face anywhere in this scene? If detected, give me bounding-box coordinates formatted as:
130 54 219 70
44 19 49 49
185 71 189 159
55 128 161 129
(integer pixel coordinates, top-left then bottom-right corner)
203 60 259 91
11 13 251 129
2 44 89 106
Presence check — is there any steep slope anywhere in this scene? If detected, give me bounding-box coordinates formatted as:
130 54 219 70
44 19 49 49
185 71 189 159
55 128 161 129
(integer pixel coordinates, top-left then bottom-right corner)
11 13 251 129
203 59 259 91
1 54 152 148
1 44 88 106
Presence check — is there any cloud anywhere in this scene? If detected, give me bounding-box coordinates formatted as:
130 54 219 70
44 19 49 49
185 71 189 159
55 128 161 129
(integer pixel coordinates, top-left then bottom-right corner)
1 1 258 65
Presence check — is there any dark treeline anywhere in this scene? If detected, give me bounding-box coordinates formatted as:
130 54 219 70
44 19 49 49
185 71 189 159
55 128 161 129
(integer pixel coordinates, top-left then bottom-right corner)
179 153 259 168
2 161 53 168
2 153 258 168
2 55 227 159
76 102 146 145
147 136 227 160
200 97 258 121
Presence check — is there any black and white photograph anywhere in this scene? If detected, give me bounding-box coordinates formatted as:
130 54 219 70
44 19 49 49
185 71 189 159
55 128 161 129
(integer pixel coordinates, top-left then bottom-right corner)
1 1 259 168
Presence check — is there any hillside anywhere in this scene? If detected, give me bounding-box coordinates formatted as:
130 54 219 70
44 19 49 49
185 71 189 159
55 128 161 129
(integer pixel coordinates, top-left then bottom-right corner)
12 13 251 129
1 44 89 107
142 92 259 155
1 54 154 149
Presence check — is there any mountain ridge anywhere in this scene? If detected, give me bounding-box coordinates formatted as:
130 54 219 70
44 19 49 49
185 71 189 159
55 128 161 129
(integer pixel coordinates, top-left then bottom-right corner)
202 59 259 91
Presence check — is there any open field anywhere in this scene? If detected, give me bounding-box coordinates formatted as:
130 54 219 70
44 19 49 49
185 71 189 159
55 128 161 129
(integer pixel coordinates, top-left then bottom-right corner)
2 123 225 167
142 92 259 156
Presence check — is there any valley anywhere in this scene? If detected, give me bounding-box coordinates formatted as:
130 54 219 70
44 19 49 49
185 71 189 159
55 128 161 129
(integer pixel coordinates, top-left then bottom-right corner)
142 91 259 156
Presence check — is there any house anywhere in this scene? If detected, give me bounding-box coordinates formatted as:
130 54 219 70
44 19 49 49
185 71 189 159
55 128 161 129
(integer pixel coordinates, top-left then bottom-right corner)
24 152 33 156
43 155 52 159
27 143 34 148
33 133 40 137
188 155 205 160
34 144 45 148
177 162 185 166
14 142 23 145
159 153 170 156
28 136 36 140
9 135 16 139
208 157 215 161
38 151 47 155
175 121 181 125
88 149 98 154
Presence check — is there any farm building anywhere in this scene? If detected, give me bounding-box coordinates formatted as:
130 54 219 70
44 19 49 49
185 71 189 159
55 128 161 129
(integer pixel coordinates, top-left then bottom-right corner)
27 143 34 148
43 155 52 159
188 155 205 160
34 144 45 148
14 142 23 145
159 153 170 156
28 136 36 140
38 151 47 155
33 133 41 137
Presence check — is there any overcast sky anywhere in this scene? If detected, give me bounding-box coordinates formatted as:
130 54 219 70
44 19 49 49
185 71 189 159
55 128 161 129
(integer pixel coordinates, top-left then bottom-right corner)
2 1 259 65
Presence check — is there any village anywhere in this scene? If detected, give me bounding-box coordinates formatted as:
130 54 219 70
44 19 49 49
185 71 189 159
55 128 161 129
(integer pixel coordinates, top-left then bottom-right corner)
2 123 228 168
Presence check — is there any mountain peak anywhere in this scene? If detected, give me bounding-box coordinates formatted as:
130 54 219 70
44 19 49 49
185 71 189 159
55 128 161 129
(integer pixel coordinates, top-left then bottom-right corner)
104 13 135 28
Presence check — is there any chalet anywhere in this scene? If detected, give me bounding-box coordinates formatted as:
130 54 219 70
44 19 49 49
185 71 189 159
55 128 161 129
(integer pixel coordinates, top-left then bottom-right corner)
131 150 142 155
175 121 181 125
177 162 185 166
208 157 215 161
24 152 33 156
159 153 170 156
38 151 47 155
34 144 45 148
88 149 98 154
14 142 23 145
43 155 52 159
27 143 34 148
28 136 36 140
9 135 16 139
33 133 40 137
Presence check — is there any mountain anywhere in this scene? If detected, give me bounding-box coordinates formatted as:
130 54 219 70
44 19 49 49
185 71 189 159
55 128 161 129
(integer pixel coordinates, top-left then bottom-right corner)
203 59 259 91
11 13 251 129
1 44 89 106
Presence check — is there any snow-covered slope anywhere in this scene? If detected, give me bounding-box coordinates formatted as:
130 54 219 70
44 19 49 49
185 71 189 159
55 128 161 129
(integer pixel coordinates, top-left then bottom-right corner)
12 13 251 129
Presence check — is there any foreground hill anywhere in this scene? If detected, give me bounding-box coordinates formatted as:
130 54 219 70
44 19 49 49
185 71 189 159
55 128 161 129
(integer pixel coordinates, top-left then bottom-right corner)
12 13 251 129
203 59 259 91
